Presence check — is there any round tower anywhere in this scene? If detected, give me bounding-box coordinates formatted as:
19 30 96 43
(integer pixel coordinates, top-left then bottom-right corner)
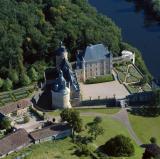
51 70 71 109
56 42 68 69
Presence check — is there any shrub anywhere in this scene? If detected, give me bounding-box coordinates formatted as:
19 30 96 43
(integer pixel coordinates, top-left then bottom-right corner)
2 78 13 91
150 137 157 144
74 143 91 157
0 117 11 130
94 116 102 124
20 73 31 86
85 74 114 84
28 67 38 81
23 115 30 123
0 78 4 88
103 135 135 157
8 69 19 85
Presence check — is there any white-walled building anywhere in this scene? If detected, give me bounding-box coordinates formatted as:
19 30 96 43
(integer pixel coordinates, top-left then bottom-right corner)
75 44 113 82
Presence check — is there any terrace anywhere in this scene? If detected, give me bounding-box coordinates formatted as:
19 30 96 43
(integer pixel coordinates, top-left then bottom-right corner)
114 64 152 94
0 85 35 107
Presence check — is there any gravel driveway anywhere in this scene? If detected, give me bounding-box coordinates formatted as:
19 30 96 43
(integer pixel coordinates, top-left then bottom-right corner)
80 81 130 100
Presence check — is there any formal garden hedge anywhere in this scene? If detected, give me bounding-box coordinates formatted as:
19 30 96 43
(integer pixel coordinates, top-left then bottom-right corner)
85 74 114 84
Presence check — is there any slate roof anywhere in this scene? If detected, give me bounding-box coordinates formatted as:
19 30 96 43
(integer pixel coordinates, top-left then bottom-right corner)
56 45 67 56
0 113 5 120
60 59 80 91
0 100 32 115
0 129 31 157
77 44 110 62
30 123 71 141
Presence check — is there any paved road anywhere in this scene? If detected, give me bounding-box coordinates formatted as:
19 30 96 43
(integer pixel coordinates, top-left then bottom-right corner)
81 108 142 146
112 109 142 145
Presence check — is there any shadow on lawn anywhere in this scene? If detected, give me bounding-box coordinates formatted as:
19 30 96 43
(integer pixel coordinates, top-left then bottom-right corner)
128 107 160 117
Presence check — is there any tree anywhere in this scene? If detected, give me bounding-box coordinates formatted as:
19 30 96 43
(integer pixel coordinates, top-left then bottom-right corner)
86 116 104 140
8 69 19 85
20 73 31 86
28 67 38 81
150 137 157 144
74 143 91 157
2 78 13 91
104 135 135 157
0 117 11 130
0 78 4 88
60 108 83 137
94 116 102 124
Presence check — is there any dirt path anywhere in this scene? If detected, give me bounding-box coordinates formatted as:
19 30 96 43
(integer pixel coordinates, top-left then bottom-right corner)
111 109 142 145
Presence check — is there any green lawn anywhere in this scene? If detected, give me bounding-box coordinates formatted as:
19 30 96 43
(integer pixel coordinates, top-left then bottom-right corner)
115 69 126 82
5 138 81 159
81 116 143 159
77 108 120 114
47 108 120 117
129 113 160 144
85 74 114 84
5 115 143 159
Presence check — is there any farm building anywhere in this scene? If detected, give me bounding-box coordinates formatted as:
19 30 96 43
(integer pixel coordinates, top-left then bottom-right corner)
0 129 31 158
0 100 32 117
29 123 72 144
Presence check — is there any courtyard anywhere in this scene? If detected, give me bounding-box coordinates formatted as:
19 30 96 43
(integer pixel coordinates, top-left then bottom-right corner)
80 80 130 101
14 115 44 133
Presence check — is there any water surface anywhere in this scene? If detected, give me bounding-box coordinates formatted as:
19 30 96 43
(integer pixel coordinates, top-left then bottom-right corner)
89 0 160 78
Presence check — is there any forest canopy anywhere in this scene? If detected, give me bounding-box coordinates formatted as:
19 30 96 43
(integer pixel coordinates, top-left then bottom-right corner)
0 0 151 90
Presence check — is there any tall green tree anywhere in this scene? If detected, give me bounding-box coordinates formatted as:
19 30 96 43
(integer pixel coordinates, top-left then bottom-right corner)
28 67 38 81
86 116 104 140
0 78 4 88
2 78 13 91
0 117 11 130
20 73 31 86
60 108 83 137
8 69 19 85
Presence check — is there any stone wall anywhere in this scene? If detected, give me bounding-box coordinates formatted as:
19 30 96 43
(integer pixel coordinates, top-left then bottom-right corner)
75 58 112 82
51 89 71 109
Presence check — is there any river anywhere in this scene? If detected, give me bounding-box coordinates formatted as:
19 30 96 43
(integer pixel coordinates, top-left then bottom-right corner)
89 0 160 78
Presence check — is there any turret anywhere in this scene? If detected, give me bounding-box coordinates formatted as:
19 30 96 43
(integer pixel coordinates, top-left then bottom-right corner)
56 42 68 69
51 70 71 109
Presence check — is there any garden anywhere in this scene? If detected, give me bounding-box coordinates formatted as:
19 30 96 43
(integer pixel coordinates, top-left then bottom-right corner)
0 85 35 107
114 64 152 94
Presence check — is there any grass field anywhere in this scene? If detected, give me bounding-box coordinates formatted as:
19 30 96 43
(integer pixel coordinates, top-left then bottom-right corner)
5 115 143 159
129 113 160 145
47 108 120 117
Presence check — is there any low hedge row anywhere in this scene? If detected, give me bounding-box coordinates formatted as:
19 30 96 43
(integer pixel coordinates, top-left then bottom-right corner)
85 74 114 84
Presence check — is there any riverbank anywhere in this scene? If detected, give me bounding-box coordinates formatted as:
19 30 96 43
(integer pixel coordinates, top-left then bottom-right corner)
89 0 160 78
